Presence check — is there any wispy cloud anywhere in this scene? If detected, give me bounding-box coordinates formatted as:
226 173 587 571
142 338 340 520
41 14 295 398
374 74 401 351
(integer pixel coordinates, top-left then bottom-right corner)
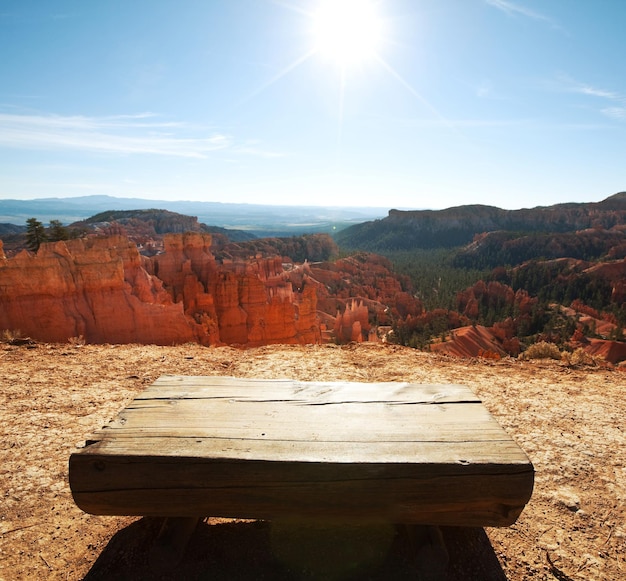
572 84 619 100
554 75 626 121
0 112 284 158
485 0 554 24
601 107 626 120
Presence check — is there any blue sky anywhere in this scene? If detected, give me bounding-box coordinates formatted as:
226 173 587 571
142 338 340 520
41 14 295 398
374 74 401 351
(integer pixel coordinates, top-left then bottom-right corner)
1 0 625 210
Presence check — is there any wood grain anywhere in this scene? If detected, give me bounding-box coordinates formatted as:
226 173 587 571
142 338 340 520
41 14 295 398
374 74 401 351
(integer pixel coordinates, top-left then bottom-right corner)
70 376 534 527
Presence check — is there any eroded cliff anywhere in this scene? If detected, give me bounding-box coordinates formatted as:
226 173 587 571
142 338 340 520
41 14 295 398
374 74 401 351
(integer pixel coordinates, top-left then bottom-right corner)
0 234 320 346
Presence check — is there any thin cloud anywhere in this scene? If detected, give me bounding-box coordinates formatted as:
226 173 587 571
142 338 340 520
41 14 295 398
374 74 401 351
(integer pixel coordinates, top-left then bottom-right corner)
0 112 182 131
554 75 626 121
573 85 619 100
485 0 553 24
601 107 626 120
0 112 283 158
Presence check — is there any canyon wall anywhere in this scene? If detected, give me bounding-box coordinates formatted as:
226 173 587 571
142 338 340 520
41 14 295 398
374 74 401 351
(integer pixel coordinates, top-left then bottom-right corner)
0 234 320 346
0 236 195 344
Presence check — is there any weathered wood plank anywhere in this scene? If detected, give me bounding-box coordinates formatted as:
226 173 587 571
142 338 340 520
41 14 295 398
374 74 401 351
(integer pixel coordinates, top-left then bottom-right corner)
136 376 480 405
92 426 510 445
70 456 532 526
70 455 533 491
76 436 529 464
121 399 490 419
93 396 508 444
114 397 494 416
70 376 534 528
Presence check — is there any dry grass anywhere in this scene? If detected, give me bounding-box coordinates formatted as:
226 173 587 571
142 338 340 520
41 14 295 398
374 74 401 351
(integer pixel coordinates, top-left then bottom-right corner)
521 341 562 360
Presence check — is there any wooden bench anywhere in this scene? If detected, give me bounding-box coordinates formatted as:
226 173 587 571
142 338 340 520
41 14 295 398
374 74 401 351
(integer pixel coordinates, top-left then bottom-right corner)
69 376 534 570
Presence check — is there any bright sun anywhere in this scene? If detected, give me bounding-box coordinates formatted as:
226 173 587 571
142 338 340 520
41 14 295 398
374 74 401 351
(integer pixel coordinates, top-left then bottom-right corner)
312 0 383 68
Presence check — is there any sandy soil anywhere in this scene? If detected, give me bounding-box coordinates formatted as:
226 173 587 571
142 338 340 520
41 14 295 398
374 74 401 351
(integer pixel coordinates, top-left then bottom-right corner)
0 341 624 580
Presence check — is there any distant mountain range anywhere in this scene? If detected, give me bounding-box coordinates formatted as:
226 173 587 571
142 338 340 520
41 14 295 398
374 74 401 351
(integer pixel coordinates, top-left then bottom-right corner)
3 192 626 255
336 192 626 251
0 195 387 237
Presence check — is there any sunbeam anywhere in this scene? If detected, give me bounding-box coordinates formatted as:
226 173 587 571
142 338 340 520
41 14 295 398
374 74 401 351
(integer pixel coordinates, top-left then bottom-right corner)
373 54 448 124
236 49 317 108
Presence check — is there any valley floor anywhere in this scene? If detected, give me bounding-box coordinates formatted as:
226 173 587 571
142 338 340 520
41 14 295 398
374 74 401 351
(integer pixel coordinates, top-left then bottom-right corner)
0 342 624 580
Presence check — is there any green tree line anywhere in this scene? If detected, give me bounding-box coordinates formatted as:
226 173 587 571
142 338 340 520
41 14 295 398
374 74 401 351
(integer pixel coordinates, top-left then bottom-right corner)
25 218 75 252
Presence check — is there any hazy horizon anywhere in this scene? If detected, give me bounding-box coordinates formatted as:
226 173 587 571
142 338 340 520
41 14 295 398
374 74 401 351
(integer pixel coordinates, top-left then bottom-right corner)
3 190 625 216
0 192 396 211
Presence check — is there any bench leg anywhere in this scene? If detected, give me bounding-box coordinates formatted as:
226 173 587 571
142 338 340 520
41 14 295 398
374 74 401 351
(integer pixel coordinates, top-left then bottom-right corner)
403 524 449 581
149 516 200 573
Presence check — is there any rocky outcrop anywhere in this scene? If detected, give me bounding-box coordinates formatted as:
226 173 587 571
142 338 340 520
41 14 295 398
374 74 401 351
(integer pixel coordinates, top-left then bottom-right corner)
0 236 196 344
308 253 422 342
334 300 369 343
430 325 508 359
0 234 321 346
432 323 626 364
584 259 626 307
152 233 320 346
584 339 626 364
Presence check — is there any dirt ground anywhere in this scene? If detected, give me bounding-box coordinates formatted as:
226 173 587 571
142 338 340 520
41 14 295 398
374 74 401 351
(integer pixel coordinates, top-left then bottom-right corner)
0 341 624 580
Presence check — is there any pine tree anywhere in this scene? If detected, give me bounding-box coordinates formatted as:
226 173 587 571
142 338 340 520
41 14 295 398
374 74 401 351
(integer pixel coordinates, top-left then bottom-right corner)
48 219 69 242
25 217 47 252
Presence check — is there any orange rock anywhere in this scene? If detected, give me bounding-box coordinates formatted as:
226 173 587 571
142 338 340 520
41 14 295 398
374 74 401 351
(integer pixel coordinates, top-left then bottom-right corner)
430 325 508 359
295 284 320 344
152 234 320 346
153 232 216 303
334 300 369 343
0 234 326 347
0 237 196 344
584 339 626 364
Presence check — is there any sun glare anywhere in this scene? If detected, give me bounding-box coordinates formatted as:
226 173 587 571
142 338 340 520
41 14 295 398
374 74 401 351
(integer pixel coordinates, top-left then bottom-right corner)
312 0 383 68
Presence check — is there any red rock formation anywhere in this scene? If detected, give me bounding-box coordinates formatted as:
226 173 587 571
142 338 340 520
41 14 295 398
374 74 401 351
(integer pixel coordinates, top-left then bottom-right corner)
0 236 196 344
584 339 626 364
490 319 521 355
334 300 369 343
308 253 422 342
0 233 322 347
578 316 617 338
430 325 508 359
293 283 320 344
147 233 321 346
583 259 626 307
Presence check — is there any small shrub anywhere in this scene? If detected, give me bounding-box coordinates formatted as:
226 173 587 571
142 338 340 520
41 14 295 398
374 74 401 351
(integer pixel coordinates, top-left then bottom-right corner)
521 341 562 360
68 335 86 347
563 347 599 367
1 329 35 346
1 329 23 342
